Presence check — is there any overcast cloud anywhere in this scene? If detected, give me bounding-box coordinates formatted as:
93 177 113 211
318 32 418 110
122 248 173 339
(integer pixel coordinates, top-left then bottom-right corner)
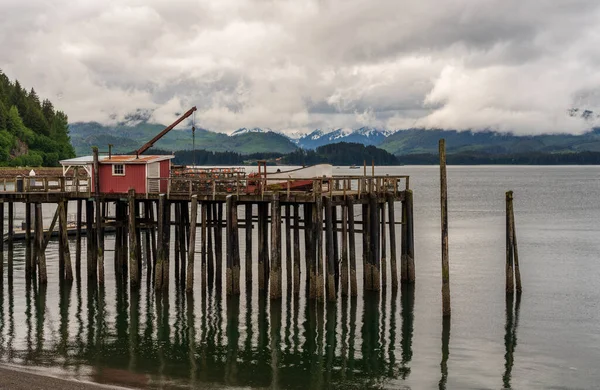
2 0 600 134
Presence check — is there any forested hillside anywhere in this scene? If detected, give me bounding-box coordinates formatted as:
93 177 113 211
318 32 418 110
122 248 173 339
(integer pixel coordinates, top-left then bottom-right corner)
0 71 75 166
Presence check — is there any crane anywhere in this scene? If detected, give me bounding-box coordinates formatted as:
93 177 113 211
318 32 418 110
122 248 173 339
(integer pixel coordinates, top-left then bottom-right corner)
135 106 197 157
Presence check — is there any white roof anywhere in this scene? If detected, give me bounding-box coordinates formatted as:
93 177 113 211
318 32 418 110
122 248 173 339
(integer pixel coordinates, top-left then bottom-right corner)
60 154 174 166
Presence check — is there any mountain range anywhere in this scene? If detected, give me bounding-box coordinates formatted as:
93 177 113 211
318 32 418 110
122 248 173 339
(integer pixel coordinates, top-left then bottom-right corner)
69 118 600 157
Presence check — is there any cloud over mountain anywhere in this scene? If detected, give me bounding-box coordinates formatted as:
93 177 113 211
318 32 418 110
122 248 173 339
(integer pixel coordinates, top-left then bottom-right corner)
2 0 600 135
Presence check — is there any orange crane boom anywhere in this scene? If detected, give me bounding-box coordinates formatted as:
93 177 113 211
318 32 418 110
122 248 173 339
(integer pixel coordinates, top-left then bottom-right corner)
135 106 197 156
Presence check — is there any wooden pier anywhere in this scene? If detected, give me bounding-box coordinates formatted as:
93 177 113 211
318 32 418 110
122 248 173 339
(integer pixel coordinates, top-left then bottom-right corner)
0 173 415 299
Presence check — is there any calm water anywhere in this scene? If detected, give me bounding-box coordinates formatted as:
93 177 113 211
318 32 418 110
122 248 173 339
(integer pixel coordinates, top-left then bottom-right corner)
1 166 599 389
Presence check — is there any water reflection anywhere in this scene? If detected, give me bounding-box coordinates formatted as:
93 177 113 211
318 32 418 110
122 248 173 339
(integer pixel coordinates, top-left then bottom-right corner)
503 293 521 389
0 278 419 389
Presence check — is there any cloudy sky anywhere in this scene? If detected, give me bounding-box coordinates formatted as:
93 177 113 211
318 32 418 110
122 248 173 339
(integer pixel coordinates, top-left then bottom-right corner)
2 0 600 135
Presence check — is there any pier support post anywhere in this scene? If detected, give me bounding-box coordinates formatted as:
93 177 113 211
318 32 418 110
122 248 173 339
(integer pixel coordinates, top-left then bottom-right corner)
506 191 523 294
315 196 324 301
85 199 96 281
258 202 267 291
341 198 349 296
144 201 152 284
381 202 387 289
186 195 198 293
440 139 451 317
129 189 140 288
245 203 253 284
214 202 223 289
362 202 371 290
325 197 336 302
35 203 47 284
346 196 358 296
25 202 32 278
293 204 301 297
8 201 13 282
201 202 207 290
59 200 74 282
226 195 241 295
93 147 104 285
387 194 399 290
206 202 213 288
155 194 170 291
332 204 339 293
369 194 381 291
285 204 292 291
0 202 3 283
406 190 415 283
174 202 181 285
305 203 316 299
76 199 82 280
270 193 282 299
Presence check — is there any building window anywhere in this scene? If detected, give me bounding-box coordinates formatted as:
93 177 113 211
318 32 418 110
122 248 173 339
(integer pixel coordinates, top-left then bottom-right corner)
112 164 125 176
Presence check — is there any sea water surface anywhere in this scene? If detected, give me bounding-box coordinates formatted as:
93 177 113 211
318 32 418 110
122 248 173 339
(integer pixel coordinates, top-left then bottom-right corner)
0 165 599 389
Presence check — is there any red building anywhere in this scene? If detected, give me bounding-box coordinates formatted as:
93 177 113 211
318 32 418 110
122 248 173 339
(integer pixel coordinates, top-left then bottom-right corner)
60 154 173 194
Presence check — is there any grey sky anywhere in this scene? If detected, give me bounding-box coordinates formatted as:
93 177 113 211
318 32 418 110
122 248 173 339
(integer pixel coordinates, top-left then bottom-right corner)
1 0 599 134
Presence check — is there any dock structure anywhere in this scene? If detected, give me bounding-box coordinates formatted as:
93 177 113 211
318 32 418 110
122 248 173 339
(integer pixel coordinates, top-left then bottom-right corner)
0 171 415 299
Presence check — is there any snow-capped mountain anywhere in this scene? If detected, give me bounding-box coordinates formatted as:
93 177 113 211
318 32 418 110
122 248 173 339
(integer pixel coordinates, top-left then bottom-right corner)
230 127 270 136
297 127 391 149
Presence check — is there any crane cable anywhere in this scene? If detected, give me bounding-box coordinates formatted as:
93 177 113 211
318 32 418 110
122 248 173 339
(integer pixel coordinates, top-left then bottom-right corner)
192 109 196 167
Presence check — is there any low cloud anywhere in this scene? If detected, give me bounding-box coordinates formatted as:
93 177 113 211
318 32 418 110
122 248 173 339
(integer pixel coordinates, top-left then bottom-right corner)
2 0 600 135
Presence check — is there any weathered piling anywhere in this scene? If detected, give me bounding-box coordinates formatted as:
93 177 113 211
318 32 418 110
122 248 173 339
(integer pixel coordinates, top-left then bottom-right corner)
324 197 336 302
93 147 104 285
25 202 32 278
206 202 214 287
406 190 415 283
332 204 339 293
144 201 152 284
270 194 282 299
174 203 181 283
155 194 170 291
75 200 82 279
387 194 398 289
86 199 96 280
369 194 381 291
58 200 74 282
285 204 292 290
226 195 241 295
341 199 349 297
505 191 522 294
128 189 140 288
186 195 198 293
305 203 316 298
381 202 387 289
315 196 324 301
214 202 223 288
245 204 253 284
258 202 267 291
511 200 522 294
201 202 208 289
440 139 451 317
0 202 4 282
7 201 13 282
292 204 301 296
346 196 358 297
35 203 47 284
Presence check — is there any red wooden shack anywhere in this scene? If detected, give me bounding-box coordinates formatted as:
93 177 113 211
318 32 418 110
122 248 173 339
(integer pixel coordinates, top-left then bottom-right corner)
60 154 173 194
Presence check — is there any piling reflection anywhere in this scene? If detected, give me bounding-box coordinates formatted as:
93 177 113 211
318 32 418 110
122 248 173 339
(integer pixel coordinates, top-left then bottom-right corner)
0 280 417 389
503 293 521 389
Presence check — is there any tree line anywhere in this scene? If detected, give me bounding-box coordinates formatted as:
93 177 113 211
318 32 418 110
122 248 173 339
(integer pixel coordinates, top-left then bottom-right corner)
0 70 75 166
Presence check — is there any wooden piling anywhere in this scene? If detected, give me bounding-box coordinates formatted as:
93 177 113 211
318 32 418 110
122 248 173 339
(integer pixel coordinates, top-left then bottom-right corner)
245 203 253 284
76 199 82 279
174 203 181 284
186 195 198 293
387 194 398 289
25 202 32 278
292 204 301 296
8 201 13 282
346 197 357 297
332 204 339 294
226 195 241 295
258 203 267 291
85 199 96 280
315 196 324 301
0 202 4 282
369 194 381 291
201 202 208 289
362 202 371 290
511 196 522 294
305 203 316 299
406 190 415 283
214 202 223 288
506 191 515 294
59 200 74 281
270 194 282 299
341 201 349 296
232 198 241 295
440 139 451 317
325 197 336 302
206 202 214 287
285 204 292 290
35 203 47 284
155 194 170 291
144 201 152 284
381 202 387 289
128 189 140 288
93 147 104 285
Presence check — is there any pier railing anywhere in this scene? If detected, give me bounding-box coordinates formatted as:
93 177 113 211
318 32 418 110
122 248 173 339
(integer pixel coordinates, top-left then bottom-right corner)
0 174 409 199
